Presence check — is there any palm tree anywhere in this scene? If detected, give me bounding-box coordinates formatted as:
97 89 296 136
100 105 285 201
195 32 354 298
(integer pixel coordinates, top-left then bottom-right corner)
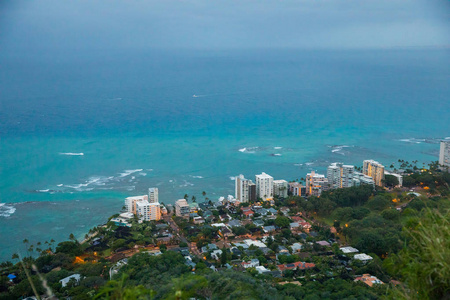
191 196 196 203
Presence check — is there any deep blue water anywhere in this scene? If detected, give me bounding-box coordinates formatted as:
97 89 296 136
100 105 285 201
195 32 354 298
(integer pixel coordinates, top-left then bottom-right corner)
0 49 449 261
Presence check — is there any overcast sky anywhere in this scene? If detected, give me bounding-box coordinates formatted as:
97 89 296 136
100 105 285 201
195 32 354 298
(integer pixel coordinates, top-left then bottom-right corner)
0 0 449 54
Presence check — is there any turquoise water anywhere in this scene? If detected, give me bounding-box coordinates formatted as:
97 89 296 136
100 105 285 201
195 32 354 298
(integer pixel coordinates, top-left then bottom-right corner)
0 49 449 261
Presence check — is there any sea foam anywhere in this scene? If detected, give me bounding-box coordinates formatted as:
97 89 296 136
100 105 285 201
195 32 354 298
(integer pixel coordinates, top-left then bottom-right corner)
59 152 84 156
0 203 16 217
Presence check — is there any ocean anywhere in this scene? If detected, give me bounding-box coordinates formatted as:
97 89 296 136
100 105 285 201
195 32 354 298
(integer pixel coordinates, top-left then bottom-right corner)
0 49 449 261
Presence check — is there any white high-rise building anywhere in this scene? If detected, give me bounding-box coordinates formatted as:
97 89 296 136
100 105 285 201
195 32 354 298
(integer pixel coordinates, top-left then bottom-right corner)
148 188 159 203
273 180 289 198
175 199 190 217
306 171 328 197
327 163 342 189
255 172 274 200
363 160 385 187
340 165 355 188
235 174 250 203
125 195 148 214
136 200 161 221
439 140 450 171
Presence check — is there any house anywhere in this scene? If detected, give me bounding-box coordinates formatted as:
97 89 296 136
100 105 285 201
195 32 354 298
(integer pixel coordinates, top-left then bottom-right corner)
255 266 270 274
291 216 304 223
354 274 384 287
279 207 290 215
340 246 359 254
263 225 276 233
300 222 312 230
211 249 223 260
220 227 234 237
267 208 278 215
298 233 308 240
316 241 331 247
277 262 315 272
228 219 242 227
253 219 265 227
156 237 172 245
193 216 205 224
278 245 289 254
254 208 268 216
244 239 267 248
231 247 243 256
242 259 260 269
60 274 81 288
243 210 254 218
354 254 373 262
290 222 300 230
259 247 272 255
291 243 303 253
201 243 218 253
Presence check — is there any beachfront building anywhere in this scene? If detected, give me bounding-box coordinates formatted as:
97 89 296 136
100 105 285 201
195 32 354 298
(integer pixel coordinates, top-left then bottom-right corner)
439 140 450 171
327 163 355 189
175 199 190 217
125 195 148 215
327 163 342 189
255 172 274 200
136 200 161 221
341 165 355 188
353 172 375 187
273 180 289 198
148 187 159 203
306 171 328 196
363 160 385 187
235 174 251 203
289 182 305 196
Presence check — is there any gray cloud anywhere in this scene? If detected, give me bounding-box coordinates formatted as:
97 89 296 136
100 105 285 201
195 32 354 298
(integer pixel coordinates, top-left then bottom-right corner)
0 0 448 55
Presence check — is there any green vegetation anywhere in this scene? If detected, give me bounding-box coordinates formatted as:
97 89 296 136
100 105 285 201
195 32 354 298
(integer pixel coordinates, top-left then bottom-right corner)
1 166 449 299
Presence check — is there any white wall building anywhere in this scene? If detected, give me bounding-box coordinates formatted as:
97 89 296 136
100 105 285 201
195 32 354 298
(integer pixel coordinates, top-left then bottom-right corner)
341 165 355 188
136 200 161 221
255 172 274 200
125 195 148 214
439 140 450 171
235 174 250 203
175 199 190 217
273 179 288 198
148 187 159 203
327 163 342 189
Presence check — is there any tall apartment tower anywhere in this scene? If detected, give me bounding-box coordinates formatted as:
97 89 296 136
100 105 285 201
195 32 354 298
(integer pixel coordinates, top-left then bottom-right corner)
148 187 159 203
363 160 385 187
125 195 148 214
255 172 274 200
248 181 257 202
273 180 289 198
340 165 355 188
439 140 450 171
327 163 342 189
306 171 328 196
235 174 250 203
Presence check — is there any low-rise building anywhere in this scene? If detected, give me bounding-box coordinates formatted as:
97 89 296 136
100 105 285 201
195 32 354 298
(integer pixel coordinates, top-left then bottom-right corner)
354 274 384 287
242 259 260 269
289 182 305 196
175 199 190 217
354 253 373 262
